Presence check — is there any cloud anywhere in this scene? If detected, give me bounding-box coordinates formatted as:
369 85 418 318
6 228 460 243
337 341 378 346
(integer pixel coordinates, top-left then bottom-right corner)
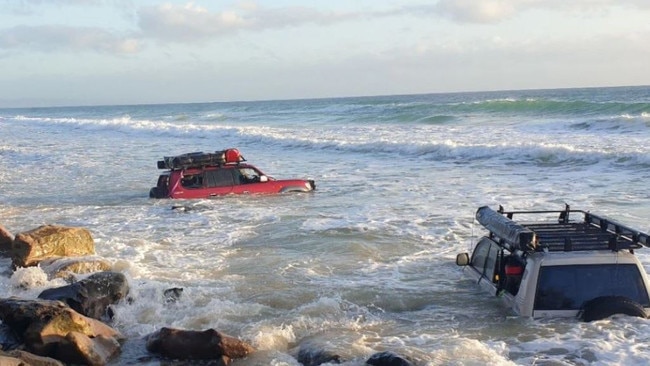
0 25 140 54
136 2 360 42
427 0 650 24
2 0 648 55
432 0 517 23
4 0 116 15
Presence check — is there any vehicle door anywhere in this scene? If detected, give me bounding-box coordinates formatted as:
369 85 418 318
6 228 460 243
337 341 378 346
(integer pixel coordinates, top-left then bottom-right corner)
202 168 235 196
470 237 501 295
231 167 275 194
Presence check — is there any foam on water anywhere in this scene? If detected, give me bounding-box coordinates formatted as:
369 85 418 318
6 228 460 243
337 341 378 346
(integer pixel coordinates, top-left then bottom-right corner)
2 87 650 364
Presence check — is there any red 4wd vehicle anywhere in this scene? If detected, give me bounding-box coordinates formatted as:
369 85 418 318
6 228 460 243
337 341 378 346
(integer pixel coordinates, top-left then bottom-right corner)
149 148 315 199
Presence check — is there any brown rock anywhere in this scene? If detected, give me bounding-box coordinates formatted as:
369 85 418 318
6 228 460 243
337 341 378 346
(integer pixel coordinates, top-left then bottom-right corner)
0 297 123 359
12 225 95 268
4 349 65 366
0 354 24 366
54 331 120 366
0 224 13 253
146 327 254 360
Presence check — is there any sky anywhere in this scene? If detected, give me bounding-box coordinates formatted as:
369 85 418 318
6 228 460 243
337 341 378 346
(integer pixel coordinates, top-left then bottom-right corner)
1 0 649 107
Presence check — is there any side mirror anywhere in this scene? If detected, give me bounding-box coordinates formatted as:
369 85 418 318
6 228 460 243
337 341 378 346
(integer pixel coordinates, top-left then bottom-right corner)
259 175 268 182
456 253 470 266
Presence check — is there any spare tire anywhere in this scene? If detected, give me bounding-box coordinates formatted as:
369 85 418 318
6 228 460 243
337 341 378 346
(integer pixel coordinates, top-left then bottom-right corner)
579 296 647 322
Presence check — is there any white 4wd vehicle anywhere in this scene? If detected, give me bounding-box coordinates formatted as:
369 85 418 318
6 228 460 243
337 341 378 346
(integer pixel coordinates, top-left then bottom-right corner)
456 205 650 321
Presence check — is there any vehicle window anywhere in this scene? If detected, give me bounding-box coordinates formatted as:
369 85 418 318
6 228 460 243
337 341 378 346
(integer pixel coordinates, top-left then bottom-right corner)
471 237 499 280
485 243 500 283
471 239 490 270
534 264 650 310
180 174 203 189
204 169 234 188
237 168 261 184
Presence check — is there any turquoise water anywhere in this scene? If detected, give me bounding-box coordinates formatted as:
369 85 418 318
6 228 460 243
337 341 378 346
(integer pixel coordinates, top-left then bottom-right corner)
1 85 650 365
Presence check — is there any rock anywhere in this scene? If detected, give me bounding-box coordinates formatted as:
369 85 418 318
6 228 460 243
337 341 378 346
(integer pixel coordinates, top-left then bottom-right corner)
366 351 414 366
292 333 347 366
163 287 183 304
0 297 124 362
1 321 21 351
145 327 254 360
296 347 341 366
55 331 120 366
0 224 13 253
39 256 112 281
3 349 65 366
0 354 24 366
12 225 95 268
38 271 129 320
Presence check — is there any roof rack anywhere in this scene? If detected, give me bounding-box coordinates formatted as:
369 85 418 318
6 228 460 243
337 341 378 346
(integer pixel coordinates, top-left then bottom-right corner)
157 148 246 170
476 205 650 253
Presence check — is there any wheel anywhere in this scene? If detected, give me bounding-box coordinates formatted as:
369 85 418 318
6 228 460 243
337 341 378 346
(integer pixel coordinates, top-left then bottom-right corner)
579 296 647 322
149 187 162 198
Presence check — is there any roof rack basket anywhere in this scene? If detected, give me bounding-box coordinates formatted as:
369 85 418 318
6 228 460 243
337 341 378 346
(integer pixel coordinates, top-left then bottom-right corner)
476 205 650 253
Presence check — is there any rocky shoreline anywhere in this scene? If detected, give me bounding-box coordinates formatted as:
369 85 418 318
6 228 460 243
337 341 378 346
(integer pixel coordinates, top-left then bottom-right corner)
0 223 415 366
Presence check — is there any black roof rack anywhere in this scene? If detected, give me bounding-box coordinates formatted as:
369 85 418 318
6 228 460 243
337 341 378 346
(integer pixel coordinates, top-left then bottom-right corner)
476 205 650 253
157 148 246 170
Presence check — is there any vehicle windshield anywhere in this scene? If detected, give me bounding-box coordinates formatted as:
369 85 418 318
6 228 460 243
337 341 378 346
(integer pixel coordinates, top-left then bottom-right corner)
534 264 650 310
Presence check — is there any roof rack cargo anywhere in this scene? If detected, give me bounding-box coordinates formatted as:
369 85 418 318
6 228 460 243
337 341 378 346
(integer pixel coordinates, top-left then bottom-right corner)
476 205 650 253
157 148 245 170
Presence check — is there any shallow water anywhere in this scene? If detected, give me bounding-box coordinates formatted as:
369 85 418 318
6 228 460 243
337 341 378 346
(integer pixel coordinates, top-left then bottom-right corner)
1 86 650 364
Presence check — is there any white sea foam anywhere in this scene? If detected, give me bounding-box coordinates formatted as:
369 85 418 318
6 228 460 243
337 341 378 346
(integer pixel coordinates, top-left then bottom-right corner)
2 87 650 364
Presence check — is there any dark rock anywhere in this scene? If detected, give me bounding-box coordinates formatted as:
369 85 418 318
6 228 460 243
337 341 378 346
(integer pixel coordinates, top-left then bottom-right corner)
37 271 129 320
296 347 341 366
145 327 254 360
164 287 183 304
366 351 414 366
292 333 348 365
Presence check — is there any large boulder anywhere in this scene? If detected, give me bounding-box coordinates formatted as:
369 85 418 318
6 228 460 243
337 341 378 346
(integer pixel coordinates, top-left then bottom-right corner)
40 256 112 281
145 327 255 361
55 331 120 366
0 297 124 365
12 225 95 268
38 271 129 320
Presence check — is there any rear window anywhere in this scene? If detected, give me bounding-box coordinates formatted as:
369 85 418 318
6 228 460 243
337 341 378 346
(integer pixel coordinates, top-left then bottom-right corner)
534 264 650 310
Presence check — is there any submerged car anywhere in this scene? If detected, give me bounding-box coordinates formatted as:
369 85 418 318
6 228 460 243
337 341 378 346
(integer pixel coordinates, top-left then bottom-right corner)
456 205 650 321
149 148 315 199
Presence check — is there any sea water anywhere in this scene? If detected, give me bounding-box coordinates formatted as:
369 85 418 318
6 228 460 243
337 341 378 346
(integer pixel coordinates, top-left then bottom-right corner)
1 86 650 365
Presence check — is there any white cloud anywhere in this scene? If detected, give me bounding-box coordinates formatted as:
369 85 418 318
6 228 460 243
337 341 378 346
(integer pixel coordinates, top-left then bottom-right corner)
433 0 517 23
0 25 140 54
136 2 360 42
137 2 249 41
426 0 650 24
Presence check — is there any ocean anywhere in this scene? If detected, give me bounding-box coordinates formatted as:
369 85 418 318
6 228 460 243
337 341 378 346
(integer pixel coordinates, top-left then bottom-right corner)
1 85 650 365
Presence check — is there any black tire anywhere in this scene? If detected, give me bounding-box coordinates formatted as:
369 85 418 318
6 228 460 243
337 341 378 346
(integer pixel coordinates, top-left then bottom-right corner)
579 296 647 322
149 187 162 198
